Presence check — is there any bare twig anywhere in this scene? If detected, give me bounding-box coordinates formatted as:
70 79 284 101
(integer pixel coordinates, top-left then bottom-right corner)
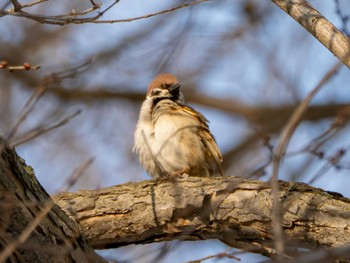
5 86 46 143
0 1 11 10
0 0 210 26
245 133 274 178
0 59 92 153
187 253 241 263
59 158 95 192
0 0 118 25
0 61 40 71
52 3 102 18
270 62 342 258
93 0 211 24
186 247 241 263
288 116 345 157
89 0 99 8
10 110 82 147
20 0 49 9
307 149 342 185
41 58 92 86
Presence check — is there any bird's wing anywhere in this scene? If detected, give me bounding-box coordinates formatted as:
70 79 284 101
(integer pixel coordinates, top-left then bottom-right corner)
182 106 224 176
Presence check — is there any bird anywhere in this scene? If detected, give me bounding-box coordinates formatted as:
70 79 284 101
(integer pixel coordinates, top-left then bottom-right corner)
133 73 223 179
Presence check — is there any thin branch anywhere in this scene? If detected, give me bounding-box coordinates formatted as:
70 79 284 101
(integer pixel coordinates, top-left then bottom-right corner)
270 62 342 258
245 133 274 178
0 61 40 71
51 2 102 18
5 86 46 143
59 158 95 192
0 1 11 10
186 248 241 263
10 110 82 147
288 116 345 157
20 0 49 9
334 0 349 35
0 0 210 25
92 0 211 24
0 0 119 25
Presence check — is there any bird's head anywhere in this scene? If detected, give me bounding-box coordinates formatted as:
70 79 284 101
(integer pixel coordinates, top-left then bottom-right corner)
147 73 184 104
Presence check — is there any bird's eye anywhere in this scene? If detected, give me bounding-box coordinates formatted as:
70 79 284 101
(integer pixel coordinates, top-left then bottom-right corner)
161 84 168 89
151 89 161 96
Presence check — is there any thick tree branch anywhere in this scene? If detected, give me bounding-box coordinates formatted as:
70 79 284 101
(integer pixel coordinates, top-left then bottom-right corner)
272 0 350 68
0 139 106 263
54 176 350 259
1 136 350 260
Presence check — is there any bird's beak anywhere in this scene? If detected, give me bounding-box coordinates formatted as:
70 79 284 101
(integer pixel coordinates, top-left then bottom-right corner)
168 83 180 94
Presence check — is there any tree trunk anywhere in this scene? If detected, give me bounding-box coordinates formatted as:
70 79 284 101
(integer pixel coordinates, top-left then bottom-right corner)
0 139 106 263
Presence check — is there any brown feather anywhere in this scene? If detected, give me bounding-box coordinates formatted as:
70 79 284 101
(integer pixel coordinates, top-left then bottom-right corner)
183 105 223 176
147 73 179 95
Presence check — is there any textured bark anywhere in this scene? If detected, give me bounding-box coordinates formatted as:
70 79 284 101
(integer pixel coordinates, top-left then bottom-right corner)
54 176 350 258
0 140 106 263
2 136 350 260
272 0 350 68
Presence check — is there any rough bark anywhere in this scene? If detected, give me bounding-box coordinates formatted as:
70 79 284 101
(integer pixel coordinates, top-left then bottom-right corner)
2 137 350 260
54 175 350 258
272 0 350 68
0 140 106 263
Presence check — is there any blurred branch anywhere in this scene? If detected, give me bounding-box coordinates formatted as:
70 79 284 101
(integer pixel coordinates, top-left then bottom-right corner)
92 0 211 24
0 0 119 25
19 83 350 126
9 109 82 147
9 0 21 11
186 249 241 263
0 61 40 71
271 0 350 68
41 59 92 86
334 0 349 35
54 176 350 260
281 246 350 263
20 0 49 9
270 62 342 258
0 0 210 25
5 86 46 144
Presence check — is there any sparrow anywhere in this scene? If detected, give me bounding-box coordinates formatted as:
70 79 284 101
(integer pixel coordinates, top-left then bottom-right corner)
133 73 223 179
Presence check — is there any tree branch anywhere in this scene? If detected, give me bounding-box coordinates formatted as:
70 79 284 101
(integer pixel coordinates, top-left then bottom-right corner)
0 0 209 26
54 175 350 259
272 0 350 68
18 84 350 126
0 138 106 263
1 136 350 260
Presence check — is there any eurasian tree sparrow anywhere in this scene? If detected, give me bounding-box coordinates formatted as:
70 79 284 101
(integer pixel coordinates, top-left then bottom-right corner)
134 73 223 179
